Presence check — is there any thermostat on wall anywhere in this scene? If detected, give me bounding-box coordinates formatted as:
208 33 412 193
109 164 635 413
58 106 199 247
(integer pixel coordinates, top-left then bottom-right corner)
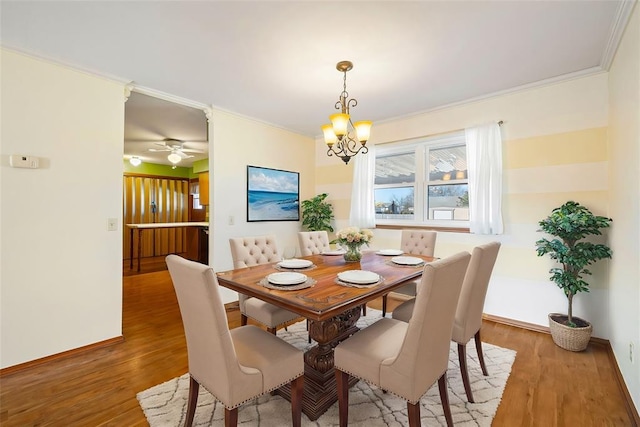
10 155 39 169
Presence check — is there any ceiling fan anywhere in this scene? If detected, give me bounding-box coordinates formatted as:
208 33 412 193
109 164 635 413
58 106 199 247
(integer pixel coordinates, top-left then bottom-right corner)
148 139 205 164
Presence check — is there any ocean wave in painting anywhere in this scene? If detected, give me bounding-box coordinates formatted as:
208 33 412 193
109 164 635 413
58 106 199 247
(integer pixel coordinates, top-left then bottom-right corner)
248 190 299 221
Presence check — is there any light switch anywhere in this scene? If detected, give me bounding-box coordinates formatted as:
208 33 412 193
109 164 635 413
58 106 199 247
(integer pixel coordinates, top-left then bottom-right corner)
107 218 118 231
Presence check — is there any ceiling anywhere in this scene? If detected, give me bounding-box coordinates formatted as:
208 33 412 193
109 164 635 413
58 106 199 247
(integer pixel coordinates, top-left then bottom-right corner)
124 92 209 166
1 1 635 166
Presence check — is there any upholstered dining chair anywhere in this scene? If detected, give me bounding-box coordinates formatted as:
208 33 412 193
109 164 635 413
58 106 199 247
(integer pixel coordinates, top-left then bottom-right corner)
229 235 301 334
334 251 471 427
381 229 438 317
392 241 501 403
165 254 304 427
297 230 331 256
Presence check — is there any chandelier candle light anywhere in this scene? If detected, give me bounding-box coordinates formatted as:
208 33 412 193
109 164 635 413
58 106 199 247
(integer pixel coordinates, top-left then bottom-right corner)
322 61 373 165
335 227 374 262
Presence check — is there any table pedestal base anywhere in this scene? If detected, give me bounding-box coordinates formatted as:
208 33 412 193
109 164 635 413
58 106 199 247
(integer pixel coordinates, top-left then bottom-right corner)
276 306 362 421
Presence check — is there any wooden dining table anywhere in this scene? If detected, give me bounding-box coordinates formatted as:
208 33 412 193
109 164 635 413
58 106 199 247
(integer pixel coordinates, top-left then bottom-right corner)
216 250 435 421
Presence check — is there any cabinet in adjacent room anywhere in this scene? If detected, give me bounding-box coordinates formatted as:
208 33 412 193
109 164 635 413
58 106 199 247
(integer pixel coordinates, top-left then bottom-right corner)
199 172 209 205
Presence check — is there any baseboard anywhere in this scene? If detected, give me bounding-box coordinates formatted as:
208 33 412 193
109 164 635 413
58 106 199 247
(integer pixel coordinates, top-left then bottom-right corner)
606 344 640 426
483 313 639 425
0 336 124 377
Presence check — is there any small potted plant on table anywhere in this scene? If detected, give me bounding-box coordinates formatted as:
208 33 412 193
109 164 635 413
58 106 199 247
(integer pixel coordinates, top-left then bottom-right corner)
535 201 612 351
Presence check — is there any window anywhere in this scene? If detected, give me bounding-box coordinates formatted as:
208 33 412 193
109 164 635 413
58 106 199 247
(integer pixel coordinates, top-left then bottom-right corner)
190 182 203 210
374 131 469 227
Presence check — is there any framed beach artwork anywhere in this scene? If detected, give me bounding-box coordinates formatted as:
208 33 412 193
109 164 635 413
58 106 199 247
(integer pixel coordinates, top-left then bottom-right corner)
247 165 300 222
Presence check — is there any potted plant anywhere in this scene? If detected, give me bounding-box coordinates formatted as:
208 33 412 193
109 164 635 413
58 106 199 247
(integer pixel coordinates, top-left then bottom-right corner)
535 201 612 351
301 193 334 232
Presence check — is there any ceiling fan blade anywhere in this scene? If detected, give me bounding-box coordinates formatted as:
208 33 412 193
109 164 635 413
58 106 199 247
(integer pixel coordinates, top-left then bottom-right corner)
180 148 205 154
177 151 193 159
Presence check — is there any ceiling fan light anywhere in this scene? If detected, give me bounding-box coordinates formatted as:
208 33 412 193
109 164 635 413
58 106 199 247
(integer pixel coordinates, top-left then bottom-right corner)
167 153 181 164
129 156 142 166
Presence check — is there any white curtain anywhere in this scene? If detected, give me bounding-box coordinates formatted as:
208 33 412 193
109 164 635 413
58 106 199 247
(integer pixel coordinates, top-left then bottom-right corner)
349 144 376 228
465 122 503 234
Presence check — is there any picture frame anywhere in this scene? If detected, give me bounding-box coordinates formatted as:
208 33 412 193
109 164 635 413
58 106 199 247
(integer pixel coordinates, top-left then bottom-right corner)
247 165 300 222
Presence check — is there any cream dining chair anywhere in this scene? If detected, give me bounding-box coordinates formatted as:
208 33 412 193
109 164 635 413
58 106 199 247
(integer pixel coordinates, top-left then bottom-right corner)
229 235 301 334
334 251 471 427
297 230 331 256
165 254 304 427
381 230 438 317
392 241 501 403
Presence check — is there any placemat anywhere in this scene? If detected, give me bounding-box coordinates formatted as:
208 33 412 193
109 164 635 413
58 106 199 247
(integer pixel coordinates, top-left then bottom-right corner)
386 260 425 268
274 264 317 272
258 277 316 291
334 277 385 288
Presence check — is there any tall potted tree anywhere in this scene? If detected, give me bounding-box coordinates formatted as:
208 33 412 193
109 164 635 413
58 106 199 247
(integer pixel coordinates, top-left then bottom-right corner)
535 201 612 351
300 193 334 232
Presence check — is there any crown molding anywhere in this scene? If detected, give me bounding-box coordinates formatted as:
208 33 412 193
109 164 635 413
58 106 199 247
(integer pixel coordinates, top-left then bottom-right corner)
0 45 132 86
372 66 608 130
600 0 637 70
131 85 212 120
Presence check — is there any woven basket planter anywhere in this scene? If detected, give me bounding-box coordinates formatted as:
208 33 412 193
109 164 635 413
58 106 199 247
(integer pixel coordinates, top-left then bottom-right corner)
548 313 592 352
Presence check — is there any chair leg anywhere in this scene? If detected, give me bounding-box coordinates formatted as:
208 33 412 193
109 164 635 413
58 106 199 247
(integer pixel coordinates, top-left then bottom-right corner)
458 342 475 403
438 372 454 427
407 401 421 427
474 330 489 376
185 375 199 427
290 375 304 427
335 369 350 427
240 313 248 326
382 294 388 317
362 304 367 316
224 407 238 427
307 319 311 343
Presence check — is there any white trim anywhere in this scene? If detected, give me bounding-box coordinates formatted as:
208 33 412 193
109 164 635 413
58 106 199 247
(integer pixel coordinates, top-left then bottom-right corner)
1 45 131 85
132 85 211 113
371 67 607 130
600 0 637 70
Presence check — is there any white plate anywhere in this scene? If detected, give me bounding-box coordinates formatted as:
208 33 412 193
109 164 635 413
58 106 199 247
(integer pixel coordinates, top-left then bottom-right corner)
337 270 380 285
376 249 404 256
391 256 424 266
322 249 346 256
278 259 313 269
267 272 308 285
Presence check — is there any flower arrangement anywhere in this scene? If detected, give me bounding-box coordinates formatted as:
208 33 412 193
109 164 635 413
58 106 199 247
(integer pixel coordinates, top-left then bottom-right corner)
335 227 374 262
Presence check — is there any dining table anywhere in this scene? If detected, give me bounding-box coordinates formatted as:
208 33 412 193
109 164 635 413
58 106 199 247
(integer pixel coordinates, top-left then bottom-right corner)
215 250 436 421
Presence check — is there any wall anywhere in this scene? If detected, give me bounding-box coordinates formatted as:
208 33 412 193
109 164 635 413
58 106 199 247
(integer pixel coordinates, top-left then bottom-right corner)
209 110 315 303
316 72 612 336
608 3 640 410
0 49 124 368
123 160 191 178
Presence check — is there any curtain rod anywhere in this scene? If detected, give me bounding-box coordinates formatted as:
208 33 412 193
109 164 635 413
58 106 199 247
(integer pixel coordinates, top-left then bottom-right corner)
375 120 503 147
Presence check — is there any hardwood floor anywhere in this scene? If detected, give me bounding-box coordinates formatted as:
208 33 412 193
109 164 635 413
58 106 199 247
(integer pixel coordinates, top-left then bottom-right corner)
0 268 635 426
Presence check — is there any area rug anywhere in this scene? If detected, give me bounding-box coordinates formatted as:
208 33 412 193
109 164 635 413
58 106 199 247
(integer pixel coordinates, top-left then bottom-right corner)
137 309 516 426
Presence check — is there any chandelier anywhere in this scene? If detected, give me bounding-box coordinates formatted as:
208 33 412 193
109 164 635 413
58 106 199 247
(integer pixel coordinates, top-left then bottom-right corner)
322 61 372 165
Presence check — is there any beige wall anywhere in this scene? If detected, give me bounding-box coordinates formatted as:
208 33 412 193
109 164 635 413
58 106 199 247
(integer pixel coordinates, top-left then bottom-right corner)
317 73 612 336
209 109 315 303
1 49 125 368
608 3 640 410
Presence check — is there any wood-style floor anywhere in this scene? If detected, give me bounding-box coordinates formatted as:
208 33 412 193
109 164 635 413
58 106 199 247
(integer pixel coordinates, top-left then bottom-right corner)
0 260 635 426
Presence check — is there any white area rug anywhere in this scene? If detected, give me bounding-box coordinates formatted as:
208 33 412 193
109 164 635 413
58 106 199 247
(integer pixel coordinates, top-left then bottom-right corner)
137 309 516 426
